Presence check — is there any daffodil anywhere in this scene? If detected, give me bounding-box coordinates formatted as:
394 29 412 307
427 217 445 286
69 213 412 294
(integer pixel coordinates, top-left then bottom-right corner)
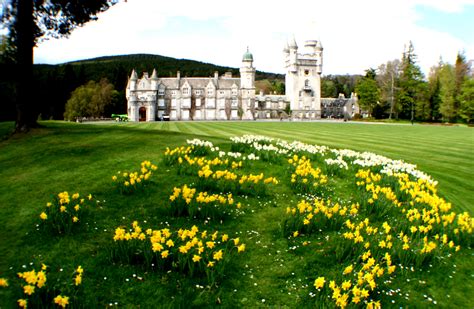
17 299 27 308
213 250 223 261
23 285 35 295
314 276 325 289
54 295 69 308
0 278 8 287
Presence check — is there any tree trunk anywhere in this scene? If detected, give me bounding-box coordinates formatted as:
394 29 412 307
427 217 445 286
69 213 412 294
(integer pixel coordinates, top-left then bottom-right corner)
15 0 37 132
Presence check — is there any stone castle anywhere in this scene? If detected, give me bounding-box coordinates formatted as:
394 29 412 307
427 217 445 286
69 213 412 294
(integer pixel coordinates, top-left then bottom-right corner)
125 38 359 121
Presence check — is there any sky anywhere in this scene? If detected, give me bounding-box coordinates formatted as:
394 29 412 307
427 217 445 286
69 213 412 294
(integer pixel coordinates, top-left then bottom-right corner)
19 0 474 75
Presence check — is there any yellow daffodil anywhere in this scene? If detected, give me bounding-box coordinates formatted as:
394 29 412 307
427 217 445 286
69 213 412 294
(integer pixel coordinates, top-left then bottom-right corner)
0 278 8 287
23 285 35 295
74 274 82 286
54 295 69 308
314 276 325 289
17 299 27 308
343 265 353 275
213 250 223 261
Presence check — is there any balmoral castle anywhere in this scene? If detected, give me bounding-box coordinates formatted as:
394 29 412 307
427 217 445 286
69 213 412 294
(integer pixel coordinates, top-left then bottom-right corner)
125 38 359 121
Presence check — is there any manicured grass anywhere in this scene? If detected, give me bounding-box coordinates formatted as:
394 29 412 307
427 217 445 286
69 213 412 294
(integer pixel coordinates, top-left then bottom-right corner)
0 120 472 308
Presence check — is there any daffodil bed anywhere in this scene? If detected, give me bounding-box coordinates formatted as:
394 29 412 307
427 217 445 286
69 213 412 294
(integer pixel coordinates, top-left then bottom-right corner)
1 133 473 308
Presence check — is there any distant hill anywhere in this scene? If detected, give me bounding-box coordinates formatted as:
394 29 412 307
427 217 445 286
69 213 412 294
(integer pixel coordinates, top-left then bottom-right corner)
65 53 284 80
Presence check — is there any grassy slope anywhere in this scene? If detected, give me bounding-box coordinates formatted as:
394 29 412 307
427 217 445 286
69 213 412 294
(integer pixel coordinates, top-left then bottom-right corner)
0 121 472 307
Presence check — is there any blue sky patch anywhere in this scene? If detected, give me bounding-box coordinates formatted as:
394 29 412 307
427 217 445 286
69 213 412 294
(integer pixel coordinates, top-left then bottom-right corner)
415 5 474 44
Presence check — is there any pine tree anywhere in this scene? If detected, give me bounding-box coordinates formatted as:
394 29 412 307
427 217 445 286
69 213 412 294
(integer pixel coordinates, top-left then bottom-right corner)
397 42 427 122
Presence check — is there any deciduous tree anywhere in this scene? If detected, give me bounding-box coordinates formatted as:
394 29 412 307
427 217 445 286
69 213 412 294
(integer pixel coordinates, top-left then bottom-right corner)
355 68 380 117
439 64 456 121
64 79 119 121
377 60 400 119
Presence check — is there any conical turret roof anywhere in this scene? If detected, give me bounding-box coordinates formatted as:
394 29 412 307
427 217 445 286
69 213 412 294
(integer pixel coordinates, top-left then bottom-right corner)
289 36 298 49
130 69 138 80
151 69 158 79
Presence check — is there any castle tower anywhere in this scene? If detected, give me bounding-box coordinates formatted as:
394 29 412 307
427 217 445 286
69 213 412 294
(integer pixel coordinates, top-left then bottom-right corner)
239 48 256 119
151 69 159 90
284 38 323 119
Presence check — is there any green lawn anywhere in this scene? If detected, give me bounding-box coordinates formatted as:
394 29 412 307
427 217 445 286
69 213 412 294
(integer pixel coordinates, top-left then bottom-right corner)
0 120 472 308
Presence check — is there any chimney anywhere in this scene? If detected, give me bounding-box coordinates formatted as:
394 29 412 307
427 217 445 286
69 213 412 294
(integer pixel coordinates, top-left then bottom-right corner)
177 71 181 79
214 71 219 80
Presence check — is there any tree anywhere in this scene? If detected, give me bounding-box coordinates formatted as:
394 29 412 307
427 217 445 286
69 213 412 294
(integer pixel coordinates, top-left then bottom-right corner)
64 79 118 121
398 42 427 121
427 62 442 121
438 64 456 121
454 51 470 120
458 79 474 123
355 68 381 117
1 0 118 132
321 78 337 98
377 60 400 119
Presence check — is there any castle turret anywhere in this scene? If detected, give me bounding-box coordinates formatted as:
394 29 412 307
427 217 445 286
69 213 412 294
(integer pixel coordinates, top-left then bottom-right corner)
151 69 158 90
129 69 138 90
315 40 323 74
240 47 255 89
240 47 256 120
288 36 298 68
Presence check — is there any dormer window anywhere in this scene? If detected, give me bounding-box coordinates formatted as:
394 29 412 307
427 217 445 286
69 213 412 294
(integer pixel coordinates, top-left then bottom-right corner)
183 88 189 95
158 88 165 95
207 89 214 96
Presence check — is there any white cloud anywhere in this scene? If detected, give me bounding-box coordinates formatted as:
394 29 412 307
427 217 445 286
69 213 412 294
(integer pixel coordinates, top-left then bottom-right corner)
34 0 474 76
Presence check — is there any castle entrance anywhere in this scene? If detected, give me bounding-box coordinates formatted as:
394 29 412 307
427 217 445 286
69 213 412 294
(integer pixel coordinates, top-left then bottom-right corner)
139 107 147 122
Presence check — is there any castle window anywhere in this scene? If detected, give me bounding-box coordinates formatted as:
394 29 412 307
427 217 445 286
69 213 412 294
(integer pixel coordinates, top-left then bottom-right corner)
195 90 202 95
219 91 225 95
